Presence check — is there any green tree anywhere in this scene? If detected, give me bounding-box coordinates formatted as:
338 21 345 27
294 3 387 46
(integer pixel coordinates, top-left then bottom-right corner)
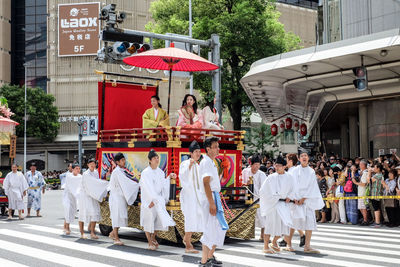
245 123 277 156
0 84 60 142
147 0 301 129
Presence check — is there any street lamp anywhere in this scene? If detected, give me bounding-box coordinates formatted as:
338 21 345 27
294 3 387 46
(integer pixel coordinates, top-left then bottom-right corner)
23 62 29 174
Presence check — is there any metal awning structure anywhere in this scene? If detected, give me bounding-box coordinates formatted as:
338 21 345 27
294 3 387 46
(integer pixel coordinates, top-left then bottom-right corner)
240 29 400 129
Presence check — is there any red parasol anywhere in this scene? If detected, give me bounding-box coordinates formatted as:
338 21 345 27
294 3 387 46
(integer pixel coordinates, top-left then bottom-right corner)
123 43 218 113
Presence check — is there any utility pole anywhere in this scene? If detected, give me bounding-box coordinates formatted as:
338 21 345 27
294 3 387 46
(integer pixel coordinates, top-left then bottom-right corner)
189 0 194 94
77 118 84 168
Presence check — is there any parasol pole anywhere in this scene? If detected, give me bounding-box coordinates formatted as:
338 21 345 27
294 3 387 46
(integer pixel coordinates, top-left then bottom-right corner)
167 67 172 114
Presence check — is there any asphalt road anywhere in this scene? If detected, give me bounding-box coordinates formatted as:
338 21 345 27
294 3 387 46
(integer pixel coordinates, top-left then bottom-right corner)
0 189 399 267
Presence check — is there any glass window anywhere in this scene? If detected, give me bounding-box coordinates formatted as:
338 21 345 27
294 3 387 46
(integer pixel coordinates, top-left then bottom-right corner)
36 14 46 24
35 58 46 68
36 67 47 76
26 15 35 24
26 0 36 6
36 6 47 15
35 23 46 32
26 6 35 15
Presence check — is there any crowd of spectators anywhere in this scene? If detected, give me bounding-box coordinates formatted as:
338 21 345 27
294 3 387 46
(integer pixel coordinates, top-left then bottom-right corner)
242 152 400 228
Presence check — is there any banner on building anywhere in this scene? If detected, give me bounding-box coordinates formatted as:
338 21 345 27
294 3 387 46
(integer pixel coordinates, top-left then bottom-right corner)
9 135 16 159
58 2 100 57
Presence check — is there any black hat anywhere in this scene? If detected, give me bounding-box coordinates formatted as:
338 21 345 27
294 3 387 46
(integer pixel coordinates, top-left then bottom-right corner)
114 153 125 162
148 149 158 160
275 156 287 166
88 158 96 164
189 140 201 153
72 163 80 169
251 155 261 165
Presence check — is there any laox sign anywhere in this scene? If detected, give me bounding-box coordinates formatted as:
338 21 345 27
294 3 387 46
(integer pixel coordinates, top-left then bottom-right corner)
60 17 97 28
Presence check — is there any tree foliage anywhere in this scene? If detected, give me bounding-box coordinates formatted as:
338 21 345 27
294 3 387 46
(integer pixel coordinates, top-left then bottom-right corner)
147 0 301 129
0 84 60 142
245 123 277 156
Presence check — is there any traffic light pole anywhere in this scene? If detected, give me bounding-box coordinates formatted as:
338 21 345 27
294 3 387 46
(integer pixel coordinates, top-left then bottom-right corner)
77 118 83 168
109 28 222 122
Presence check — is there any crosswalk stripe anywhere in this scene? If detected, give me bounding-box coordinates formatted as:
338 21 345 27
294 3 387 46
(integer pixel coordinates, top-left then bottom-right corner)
315 227 400 238
233 241 400 264
20 224 306 267
317 224 400 235
0 258 29 267
254 229 400 248
0 229 193 267
301 240 400 256
0 239 114 267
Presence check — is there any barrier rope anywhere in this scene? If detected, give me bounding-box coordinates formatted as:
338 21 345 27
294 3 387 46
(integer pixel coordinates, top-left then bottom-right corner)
323 195 400 201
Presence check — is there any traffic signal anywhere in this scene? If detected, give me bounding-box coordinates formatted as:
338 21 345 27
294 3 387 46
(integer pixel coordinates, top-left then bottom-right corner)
96 41 151 63
352 66 368 91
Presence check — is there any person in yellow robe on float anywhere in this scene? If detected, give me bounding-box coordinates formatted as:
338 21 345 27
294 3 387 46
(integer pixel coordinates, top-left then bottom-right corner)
142 95 170 137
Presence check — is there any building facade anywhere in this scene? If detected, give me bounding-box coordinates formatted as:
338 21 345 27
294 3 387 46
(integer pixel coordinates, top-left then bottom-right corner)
0 0 11 86
241 0 400 159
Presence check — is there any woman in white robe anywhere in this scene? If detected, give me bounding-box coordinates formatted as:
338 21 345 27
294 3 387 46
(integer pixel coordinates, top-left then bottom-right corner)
179 141 204 253
3 164 28 220
63 164 82 235
285 152 324 253
108 153 139 246
259 157 295 254
202 92 224 131
140 149 176 250
78 158 109 239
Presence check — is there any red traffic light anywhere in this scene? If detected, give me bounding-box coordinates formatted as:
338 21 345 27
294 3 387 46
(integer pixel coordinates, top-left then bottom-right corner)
138 44 151 53
353 67 366 77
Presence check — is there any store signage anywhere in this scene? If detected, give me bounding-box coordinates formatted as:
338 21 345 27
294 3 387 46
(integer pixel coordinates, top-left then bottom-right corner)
58 2 100 56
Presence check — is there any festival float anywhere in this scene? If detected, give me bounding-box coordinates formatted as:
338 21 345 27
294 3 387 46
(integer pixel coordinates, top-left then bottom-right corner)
94 45 258 242
0 97 19 215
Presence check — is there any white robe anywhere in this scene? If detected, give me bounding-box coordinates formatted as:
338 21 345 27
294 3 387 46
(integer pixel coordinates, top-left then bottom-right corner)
291 165 325 231
108 166 139 228
63 173 82 223
199 154 226 249
3 171 28 210
252 170 267 228
179 159 204 232
259 172 295 236
139 166 175 233
78 169 109 223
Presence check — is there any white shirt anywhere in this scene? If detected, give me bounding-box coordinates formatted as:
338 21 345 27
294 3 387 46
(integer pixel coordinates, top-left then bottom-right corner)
199 154 221 192
154 108 159 120
358 170 368 197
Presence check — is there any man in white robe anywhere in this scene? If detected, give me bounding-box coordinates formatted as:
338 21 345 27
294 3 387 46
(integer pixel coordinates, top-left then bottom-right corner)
108 153 140 246
242 155 267 241
285 151 324 253
60 163 72 189
78 158 109 239
140 149 176 250
4 164 28 220
25 162 46 217
279 153 305 248
199 137 226 267
63 163 82 235
179 140 204 253
260 156 296 254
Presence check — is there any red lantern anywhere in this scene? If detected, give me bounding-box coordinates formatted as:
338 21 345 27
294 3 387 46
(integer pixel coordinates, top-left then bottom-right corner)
294 119 299 131
285 117 292 130
271 124 278 136
300 123 307 136
279 120 285 133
